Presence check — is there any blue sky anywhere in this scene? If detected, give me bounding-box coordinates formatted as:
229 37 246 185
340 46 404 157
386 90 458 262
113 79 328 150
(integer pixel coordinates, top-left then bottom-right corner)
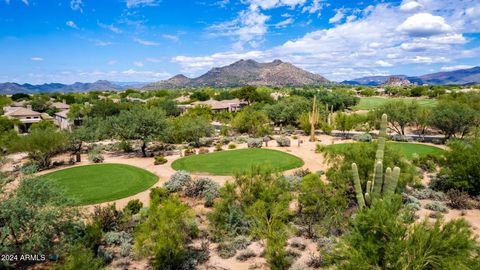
0 0 479 84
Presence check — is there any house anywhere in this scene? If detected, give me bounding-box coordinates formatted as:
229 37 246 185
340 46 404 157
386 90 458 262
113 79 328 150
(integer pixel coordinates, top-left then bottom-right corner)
174 95 190 103
190 98 247 112
3 105 48 133
54 110 71 130
50 100 70 111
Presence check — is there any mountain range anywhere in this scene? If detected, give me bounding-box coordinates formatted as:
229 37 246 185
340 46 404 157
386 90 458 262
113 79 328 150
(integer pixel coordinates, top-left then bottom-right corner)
0 61 479 94
343 66 480 86
142 59 329 89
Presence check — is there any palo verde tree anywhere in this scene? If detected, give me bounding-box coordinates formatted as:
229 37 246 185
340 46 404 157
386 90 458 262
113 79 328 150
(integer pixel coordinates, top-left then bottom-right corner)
110 106 167 157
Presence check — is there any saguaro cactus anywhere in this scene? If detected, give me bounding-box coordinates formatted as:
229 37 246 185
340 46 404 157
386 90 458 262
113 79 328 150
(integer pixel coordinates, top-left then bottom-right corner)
352 114 400 209
309 96 320 142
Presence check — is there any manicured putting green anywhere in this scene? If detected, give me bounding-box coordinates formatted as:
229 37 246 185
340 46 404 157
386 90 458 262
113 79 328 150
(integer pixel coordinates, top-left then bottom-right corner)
43 164 158 205
353 97 437 110
326 142 445 159
172 148 304 175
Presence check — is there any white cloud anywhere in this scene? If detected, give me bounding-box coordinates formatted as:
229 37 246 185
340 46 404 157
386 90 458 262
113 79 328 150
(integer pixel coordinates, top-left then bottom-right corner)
108 60 118 65
178 0 479 81
70 0 83 12
162 34 179 42
274 18 293 28
245 0 307 10
98 22 122 33
375 60 393 67
126 0 161 8
302 0 324 15
329 9 345 23
31 57 43 61
440 65 474 71
399 1 423 12
397 13 453 37
133 61 144 67
134 38 159 46
6 0 29 6
66 21 79 29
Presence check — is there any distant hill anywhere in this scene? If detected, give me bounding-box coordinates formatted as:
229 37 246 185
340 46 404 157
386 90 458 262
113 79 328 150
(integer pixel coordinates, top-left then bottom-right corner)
0 80 124 94
342 66 480 86
142 59 329 89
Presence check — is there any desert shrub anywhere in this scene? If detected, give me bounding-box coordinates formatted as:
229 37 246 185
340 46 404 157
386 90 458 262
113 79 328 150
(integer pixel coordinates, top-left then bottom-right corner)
198 137 214 147
184 147 196 156
306 253 325 268
247 138 263 148
88 147 104 163
54 244 104 270
92 204 122 232
83 222 103 251
425 201 449 213
149 187 169 206
437 139 480 195
412 153 442 172
20 162 39 175
276 136 291 147
164 170 192 193
332 196 480 269
293 168 311 178
390 134 411 142
123 199 143 215
134 195 198 269
198 147 210 154
120 242 132 257
217 241 237 259
104 231 132 246
298 174 348 238
352 133 372 142
236 249 256 261
117 140 133 152
214 143 223 152
153 155 167 165
402 193 421 210
228 143 237 149
231 235 251 250
446 189 471 209
409 188 446 201
185 177 220 201
221 136 234 144
97 245 113 264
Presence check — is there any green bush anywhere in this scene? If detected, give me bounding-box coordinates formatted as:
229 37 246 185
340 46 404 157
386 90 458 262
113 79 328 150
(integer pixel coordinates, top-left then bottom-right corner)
214 143 223 152
426 201 449 213
228 143 237 149
153 155 167 165
20 162 39 175
447 189 471 210
247 138 263 148
88 147 104 163
123 199 143 215
117 140 133 152
332 195 480 269
352 133 372 142
275 136 291 147
54 244 104 270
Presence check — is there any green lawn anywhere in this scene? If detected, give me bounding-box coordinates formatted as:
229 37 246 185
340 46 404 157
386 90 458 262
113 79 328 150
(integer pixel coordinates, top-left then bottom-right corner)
43 163 158 205
171 148 304 175
326 142 445 159
353 97 437 110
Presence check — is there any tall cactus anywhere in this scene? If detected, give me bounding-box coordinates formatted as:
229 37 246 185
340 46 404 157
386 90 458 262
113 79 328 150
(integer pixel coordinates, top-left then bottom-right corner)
309 96 320 142
352 114 400 209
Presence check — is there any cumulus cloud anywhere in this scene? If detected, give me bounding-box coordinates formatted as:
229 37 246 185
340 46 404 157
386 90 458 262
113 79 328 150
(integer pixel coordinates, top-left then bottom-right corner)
302 0 324 15
134 38 159 46
6 0 29 5
126 0 161 8
399 1 423 12
274 18 293 28
31 57 43 61
66 21 79 29
175 0 479 81
70 0 83 12
397 13 453 37
245 0 307 10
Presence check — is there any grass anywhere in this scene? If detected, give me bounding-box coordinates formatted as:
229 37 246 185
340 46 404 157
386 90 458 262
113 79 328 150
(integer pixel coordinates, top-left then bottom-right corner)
326 142 445 159
43 163 158 205
171 148 304 175
353 97 437 110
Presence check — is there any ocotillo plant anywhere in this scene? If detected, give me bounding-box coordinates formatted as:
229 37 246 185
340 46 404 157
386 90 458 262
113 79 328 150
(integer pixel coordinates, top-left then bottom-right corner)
309 96 320 141
351 114 400 209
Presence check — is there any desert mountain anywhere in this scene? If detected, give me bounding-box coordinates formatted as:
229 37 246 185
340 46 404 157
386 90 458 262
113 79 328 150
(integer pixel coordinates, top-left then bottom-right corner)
342 66 480 86
0 80 124 94
142 59 329 89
